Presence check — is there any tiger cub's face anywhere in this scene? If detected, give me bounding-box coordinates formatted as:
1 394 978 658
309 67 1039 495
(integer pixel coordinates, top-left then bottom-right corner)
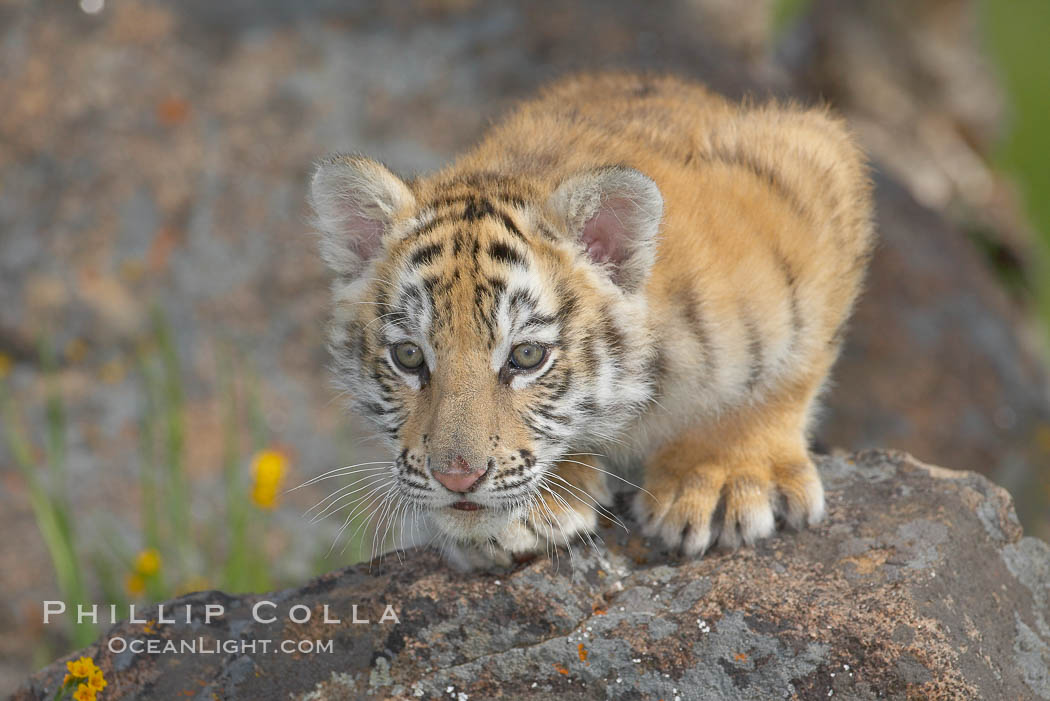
311 156 663 545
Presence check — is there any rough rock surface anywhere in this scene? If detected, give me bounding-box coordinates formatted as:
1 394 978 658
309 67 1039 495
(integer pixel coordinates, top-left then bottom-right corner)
3 0 1050 692
13 450 1050 700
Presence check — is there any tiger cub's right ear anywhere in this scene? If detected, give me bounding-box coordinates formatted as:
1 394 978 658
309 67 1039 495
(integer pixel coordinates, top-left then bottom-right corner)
548 166 663 293
310 155 416 278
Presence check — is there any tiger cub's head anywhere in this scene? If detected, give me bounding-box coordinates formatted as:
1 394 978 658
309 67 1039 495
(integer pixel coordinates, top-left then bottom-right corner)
310 155 662 546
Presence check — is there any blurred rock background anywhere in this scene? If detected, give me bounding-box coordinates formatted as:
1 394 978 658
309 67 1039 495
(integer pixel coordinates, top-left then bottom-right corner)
1 0 1048 690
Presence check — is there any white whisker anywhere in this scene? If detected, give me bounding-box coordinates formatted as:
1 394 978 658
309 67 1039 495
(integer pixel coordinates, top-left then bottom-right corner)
307 474 392 522
544 471 628 532
342 486 394 558
557 457 658 502
326 482 391 557
535 484 578 571
288 461 393 492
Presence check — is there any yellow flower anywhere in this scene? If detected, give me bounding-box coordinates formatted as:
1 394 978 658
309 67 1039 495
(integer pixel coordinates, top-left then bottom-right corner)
65 656 95 678
134 548 162 576
125 573 146 596
72 682 95 701
88 668 107 692
252 482 278 509
63 673 74 685
250 449 287 509
252 450 287 485
0 352 12 379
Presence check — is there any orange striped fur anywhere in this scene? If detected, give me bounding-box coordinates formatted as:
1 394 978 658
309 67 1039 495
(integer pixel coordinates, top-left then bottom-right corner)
310 73 874 568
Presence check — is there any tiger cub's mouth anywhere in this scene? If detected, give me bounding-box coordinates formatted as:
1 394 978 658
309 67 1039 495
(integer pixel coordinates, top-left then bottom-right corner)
450 501 485 512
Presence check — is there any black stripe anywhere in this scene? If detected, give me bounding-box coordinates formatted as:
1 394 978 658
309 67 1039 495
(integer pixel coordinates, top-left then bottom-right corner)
675 275 716 375
508 289 538 314
493 478 532 492
422 274 454 298
523 415 558 441
527 418 562 441
773 248 803 346
482 277 507 298
703 147 811 224
556 290 579 322
579 334 598 373
543 367 573 402
486 278 507 343
576 399 598 416
533 404 571 426
364 401 396 416
399 480 431 492
406 214 453 239
496 211 528 243
488 240 527 268
457 196 529 243
409 241 444 267
599 309 626 358
650 344 668 389
473 284 494 338
463 196 495 222
397 285 425 316
428 189 528 209
536 224 558 242
741 308 764 392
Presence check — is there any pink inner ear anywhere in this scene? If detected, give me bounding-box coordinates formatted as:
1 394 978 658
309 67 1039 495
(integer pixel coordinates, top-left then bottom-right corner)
345 210 385 260
581 208 627 266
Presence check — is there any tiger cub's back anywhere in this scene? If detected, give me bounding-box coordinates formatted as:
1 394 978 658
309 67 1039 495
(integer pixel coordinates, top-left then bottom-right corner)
459 74 874 442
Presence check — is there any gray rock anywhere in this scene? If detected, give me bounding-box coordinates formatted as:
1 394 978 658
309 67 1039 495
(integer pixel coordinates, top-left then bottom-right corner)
13 450 1050 700
3 0 1050 692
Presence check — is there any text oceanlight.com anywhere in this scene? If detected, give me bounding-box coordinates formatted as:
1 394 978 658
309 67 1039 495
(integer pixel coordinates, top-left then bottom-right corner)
107 637 336 655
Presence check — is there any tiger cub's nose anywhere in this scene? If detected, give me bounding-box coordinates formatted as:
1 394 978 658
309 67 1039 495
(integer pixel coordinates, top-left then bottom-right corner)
433 455 487 493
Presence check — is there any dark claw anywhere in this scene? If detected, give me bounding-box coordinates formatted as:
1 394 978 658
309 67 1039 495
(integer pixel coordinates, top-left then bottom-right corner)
708 492 727 545
675 522 693 557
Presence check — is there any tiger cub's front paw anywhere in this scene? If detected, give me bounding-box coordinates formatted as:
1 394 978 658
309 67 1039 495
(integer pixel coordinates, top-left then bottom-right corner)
632 456 825 556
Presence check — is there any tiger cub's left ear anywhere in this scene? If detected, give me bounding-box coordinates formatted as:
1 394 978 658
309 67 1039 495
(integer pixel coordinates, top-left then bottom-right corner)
548 166 663 292
310 154 417 279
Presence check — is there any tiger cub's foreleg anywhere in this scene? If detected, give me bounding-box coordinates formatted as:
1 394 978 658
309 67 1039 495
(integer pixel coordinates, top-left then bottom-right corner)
633 391 824 556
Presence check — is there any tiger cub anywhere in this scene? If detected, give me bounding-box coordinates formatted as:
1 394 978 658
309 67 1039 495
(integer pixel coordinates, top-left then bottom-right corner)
310 73 874 569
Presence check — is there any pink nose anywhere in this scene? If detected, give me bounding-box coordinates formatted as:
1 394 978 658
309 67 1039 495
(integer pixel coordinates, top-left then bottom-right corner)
433 455 486 493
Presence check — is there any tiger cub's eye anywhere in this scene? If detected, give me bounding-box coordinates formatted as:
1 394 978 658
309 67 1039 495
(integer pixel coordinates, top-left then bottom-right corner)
392 342 425 371
509 343 546 370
